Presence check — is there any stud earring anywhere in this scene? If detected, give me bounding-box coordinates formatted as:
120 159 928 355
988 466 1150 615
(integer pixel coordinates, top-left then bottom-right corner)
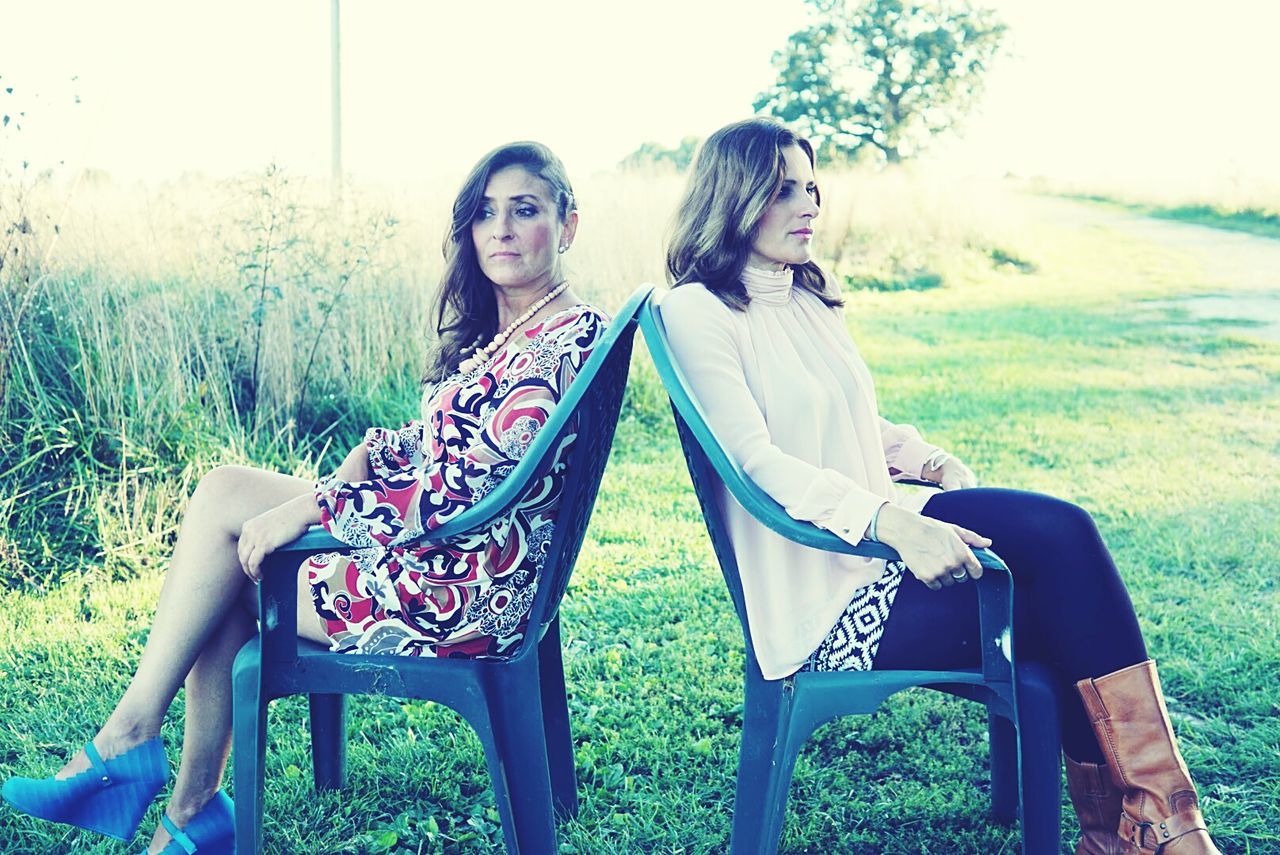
558 245 569 254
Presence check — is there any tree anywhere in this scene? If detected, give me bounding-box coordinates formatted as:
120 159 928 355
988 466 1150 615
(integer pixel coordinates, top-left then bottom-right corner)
754 0 1007 163
618 136 701 172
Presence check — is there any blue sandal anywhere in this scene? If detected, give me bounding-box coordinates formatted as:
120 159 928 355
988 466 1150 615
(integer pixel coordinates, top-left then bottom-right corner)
2 737 168 842
148 790 235 854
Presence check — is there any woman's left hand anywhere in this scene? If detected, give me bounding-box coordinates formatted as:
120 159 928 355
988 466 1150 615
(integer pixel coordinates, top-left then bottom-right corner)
927 457 977 491
237 495 318 584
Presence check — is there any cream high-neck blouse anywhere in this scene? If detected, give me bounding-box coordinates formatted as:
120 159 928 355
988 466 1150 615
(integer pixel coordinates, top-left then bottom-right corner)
660 266 941 678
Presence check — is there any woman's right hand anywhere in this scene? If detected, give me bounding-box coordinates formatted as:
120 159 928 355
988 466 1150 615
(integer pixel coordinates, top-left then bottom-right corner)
873 504 991 591
237 494 318 584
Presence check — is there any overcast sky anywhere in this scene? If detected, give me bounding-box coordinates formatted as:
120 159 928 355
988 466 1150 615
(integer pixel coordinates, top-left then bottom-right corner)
3 0 1277 186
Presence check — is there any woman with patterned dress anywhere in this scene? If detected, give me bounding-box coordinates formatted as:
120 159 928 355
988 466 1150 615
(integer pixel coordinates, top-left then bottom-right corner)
3 141 605 854
306 301 603 660
659 118 1221 854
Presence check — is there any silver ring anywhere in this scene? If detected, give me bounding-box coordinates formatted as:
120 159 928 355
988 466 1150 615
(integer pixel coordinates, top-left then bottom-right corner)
950 569 968 580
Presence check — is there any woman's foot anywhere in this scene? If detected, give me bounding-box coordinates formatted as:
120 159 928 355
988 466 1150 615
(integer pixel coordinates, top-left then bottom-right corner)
1077 660 1222 854
54 722 160 780
1064 754 1126 855
144 790 235 855
144 791 209 854
2 734 167 842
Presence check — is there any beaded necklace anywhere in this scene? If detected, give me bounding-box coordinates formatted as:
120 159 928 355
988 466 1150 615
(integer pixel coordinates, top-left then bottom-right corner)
457 279 571 374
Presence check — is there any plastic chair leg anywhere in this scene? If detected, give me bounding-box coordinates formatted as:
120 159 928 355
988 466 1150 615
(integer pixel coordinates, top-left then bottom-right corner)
231 653 267 855
1014 664 1061 855
309 693 348 791
482 665 557 855
988 709 1019 824
537 618 578 818
731 678 799 855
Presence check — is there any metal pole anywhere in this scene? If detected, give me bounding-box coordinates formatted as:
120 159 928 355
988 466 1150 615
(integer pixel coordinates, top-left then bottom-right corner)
330 0 342 194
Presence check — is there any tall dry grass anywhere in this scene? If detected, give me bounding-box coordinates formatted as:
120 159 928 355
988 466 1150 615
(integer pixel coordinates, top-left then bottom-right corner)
0 163 1030 587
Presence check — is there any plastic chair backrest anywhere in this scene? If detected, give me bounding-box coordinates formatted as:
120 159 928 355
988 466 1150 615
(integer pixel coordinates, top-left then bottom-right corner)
524 286 650 643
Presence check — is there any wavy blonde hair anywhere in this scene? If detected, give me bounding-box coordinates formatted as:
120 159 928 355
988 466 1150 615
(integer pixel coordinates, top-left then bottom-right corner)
666 118 841 310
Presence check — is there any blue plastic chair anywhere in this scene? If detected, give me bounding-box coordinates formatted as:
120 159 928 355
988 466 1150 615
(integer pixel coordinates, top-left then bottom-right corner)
638 292 1061 854
231 285 653 854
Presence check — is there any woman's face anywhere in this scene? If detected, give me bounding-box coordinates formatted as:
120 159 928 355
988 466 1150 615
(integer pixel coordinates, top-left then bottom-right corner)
747 143 820 270
471 165 576 292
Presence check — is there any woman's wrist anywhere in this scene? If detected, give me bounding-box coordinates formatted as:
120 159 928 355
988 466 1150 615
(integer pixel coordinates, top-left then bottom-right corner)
921 449 951 483
289 492 323 525
872 503 920 547
865 501 887 542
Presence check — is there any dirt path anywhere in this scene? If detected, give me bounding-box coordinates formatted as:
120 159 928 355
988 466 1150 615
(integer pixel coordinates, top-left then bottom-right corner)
1039 197 1280 341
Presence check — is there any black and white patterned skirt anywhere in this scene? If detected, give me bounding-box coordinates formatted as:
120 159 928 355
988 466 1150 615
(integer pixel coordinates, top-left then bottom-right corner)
800 561 905 672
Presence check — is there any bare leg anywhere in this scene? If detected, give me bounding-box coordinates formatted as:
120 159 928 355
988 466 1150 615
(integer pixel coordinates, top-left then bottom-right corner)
148 605 254 851
55 465 316 777
140 570 331 854
42 442 370 850
41 464 337 851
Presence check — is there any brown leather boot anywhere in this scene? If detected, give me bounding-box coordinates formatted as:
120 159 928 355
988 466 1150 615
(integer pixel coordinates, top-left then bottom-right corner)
1076 660 1221 853
1065 754 1128 854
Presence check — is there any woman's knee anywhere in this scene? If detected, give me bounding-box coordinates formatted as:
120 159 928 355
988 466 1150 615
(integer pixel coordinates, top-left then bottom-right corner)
190 464 280 535
189 465 311 538
926 487 1097 542
932 488 1104 564
999 493 1121 589
193 464 255 504
1022 494 1098 547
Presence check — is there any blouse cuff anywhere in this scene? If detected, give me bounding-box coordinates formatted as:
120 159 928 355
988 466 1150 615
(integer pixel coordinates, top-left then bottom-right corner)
890 437 943 481
818 488 891 546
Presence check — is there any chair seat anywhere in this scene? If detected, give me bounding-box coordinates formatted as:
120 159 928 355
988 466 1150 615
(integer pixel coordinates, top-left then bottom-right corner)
237 636 497 707
791 666 1014 718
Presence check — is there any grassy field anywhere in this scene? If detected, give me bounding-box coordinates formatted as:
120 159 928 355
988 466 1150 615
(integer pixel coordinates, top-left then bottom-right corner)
1056 194 1280 242
1 171 1277 853
1036 173 1280 241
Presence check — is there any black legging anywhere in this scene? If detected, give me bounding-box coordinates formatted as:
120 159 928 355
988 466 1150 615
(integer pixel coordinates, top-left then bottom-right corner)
871 488 1148 762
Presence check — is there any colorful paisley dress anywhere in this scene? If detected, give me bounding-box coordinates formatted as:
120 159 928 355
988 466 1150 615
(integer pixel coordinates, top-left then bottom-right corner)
304 305 607 659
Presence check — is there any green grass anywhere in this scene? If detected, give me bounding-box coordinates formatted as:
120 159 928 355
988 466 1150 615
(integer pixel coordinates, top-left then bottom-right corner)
1150 204 1280 240
1056 193 1280 241
2 201 1278 853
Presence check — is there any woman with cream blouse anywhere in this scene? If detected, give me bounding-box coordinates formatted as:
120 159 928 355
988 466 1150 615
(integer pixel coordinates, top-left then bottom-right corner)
660 118 1220 854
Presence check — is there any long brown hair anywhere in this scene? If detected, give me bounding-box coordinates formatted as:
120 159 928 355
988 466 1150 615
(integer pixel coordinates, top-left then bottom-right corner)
426 141 577 382
666 118 841 310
